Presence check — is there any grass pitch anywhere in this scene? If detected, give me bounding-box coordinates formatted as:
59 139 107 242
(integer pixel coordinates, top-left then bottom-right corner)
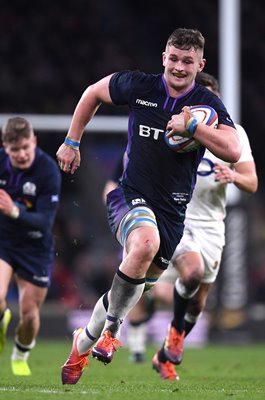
0 338 265 400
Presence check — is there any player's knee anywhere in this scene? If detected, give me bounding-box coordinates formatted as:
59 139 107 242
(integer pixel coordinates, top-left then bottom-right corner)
173 253 204 284
134 238 159 264
20 307 39 327
182 273 201 292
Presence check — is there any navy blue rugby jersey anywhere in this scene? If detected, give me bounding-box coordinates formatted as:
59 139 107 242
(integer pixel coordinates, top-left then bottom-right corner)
111 154 124 182
109 70 235 222
0 147 61 251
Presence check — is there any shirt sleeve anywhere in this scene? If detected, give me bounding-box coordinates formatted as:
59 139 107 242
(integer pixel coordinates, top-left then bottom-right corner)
109 70 148 105
197 86 236 129
16 161 61 232
235 124 254 163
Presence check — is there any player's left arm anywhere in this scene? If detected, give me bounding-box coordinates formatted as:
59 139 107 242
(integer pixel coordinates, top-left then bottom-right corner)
0 166 61 231
56 74 114 175
166 109 241 163
19 168 61 231
214 160 258 193
193 123 241 163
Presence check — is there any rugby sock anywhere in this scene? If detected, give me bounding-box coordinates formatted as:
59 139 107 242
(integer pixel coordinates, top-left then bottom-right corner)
171 279 200 333
158 281 193 363
158 287 201 364
102 269 145 336
77 292 109 354
11 337 36 361
184 312 202 336
127 320 147 355
184 320 195 336
171 284 190 333
0 312 4 322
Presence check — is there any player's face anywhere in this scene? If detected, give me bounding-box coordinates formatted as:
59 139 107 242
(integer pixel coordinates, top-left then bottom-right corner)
4 135 37 169
163 45 205 96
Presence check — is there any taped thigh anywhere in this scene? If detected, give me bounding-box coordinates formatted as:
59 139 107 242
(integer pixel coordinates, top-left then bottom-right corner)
118 206 157 246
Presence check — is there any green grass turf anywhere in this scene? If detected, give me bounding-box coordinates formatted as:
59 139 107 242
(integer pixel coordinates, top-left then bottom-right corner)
0 339 265 400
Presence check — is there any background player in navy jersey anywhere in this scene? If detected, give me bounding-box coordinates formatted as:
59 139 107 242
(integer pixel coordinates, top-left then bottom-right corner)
0 117 61 376
56 27 241 385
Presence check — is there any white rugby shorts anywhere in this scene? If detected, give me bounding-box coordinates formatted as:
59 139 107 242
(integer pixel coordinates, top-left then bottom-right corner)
160 218 225 284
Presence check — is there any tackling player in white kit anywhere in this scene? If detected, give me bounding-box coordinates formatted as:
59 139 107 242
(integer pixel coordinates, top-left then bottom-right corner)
152 72 258 380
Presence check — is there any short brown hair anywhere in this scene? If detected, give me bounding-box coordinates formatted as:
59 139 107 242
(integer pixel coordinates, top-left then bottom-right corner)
1 117 34 143
196 72 220 96
166 28 205 52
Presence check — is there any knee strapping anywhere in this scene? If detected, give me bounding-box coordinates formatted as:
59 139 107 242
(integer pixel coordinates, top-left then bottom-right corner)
119 207 157 246
144 273 160 292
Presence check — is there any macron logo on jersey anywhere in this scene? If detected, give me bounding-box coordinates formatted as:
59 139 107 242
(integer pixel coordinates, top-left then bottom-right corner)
136 99 158 108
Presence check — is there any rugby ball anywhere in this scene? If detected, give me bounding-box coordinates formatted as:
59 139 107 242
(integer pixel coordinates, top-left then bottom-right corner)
164 105 218 153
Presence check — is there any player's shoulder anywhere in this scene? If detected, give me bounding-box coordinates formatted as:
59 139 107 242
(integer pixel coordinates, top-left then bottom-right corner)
194 84 235 127
36 148 57 165
235 123 247 138
0 148 6 159
0 148 7 168
234 123 253 158
194 82 217 96
35 148 61 177
111 70 160 90
194 84 222 107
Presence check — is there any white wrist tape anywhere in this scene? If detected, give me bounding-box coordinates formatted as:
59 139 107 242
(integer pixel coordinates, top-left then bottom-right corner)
9 205 20 219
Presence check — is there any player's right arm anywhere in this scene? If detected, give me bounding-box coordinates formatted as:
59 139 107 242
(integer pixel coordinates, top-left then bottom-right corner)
56 74 114 174
214 125 258 193
214 161 258 193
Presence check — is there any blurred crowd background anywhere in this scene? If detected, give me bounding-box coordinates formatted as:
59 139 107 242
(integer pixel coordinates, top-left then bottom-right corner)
1 0 265 342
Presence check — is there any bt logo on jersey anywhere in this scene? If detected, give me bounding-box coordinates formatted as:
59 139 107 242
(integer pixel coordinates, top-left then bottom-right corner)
139 124 164 140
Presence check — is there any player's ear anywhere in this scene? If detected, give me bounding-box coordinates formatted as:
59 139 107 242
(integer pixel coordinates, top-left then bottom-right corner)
198 58 206 73
2 143 8 156
162 51 167 67
32 135 37 147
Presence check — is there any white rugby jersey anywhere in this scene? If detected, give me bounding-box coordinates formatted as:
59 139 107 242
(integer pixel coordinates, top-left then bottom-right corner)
186 124 254 222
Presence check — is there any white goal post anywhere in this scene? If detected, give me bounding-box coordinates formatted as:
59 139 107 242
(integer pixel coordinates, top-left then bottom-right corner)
0 114 128 133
